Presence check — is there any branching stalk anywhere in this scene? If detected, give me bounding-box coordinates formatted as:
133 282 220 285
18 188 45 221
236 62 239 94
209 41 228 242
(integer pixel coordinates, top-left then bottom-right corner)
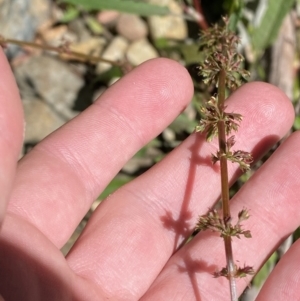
195 17 254 301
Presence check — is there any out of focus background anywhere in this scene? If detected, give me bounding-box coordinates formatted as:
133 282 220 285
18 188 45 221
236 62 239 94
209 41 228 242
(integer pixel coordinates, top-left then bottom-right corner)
1 0 300 299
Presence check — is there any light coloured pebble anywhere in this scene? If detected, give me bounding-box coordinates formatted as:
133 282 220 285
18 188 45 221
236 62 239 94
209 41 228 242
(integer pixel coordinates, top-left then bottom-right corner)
97 10 120 25
162 128 176 142
15 55 83 120
90 199 101 211
68 37 106 58
40 25 74 47
23 98 65 143
126 39 159 66
116 13 148 41
147 0 187 40
96 36 129 73
108 77 120 86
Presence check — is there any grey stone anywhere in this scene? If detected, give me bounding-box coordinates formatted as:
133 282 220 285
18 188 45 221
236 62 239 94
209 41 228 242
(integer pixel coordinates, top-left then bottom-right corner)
14 55 84 120
23 98 65 143
0 0 51 59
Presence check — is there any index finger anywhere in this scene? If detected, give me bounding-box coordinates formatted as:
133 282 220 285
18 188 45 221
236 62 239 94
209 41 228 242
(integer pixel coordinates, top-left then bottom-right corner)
0 49 24 223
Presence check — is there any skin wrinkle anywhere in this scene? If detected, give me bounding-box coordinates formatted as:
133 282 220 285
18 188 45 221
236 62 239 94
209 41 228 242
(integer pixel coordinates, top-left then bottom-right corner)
101 81 180 137
96 98 146 148
117 184 181 250
39 144 95 196
9 154 88 247
45 141 104 198
114 140 206 248
39 104 135 186
45 107 129 171
242 96 276 127
229 82 293 128
136 61 190 110
69 205 167 300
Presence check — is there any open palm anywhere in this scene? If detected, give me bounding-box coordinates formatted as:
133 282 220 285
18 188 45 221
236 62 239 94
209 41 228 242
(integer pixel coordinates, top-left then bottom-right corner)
0 49 299 301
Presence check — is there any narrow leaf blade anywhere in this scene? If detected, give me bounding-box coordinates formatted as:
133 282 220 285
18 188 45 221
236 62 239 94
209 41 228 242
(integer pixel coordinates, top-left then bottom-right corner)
251 0 295 52
59 0 170 16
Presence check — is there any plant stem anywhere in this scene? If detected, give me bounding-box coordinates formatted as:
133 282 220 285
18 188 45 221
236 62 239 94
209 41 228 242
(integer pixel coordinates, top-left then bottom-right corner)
0 36 122 66
217 69 237 301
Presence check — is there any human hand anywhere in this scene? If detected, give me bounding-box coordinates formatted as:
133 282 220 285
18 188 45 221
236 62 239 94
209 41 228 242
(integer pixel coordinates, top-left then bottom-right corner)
0 48 299 301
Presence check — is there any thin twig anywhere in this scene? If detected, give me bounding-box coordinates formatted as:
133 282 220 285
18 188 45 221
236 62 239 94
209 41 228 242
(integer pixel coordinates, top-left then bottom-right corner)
0 35 123 66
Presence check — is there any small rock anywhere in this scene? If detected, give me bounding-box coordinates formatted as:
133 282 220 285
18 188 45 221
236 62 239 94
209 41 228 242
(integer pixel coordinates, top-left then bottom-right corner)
97 10 120 25
30 0 52 31
40 25 76 47
68 37 107 60
162 127 175 142
68 19 92 42
0 0 52 59
90 199 101 211
147 0 187 40
122 157 153 174
126 39 159 66
61 220 86 255
14 55 84 120
108 77 120 86
116 14 148 41
0 0 35 59
96 36 129 73
23 98 65 143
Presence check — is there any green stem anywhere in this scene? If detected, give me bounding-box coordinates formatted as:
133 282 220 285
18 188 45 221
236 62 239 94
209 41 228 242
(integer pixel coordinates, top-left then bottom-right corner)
217 68 237 301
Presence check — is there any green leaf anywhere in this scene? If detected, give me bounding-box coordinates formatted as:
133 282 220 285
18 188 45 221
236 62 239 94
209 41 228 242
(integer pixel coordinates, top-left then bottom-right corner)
293 226 300 241
169 113 198 134
224 0 244 31
60 5 80 23
293 116 300 130
180 43 204 65
59 0 170 16
253 252 278 288
251 0 296 52
85 16 104 34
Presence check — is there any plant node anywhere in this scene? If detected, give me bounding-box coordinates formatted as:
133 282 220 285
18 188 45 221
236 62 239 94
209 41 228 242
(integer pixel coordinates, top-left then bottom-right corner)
214 264 255 279
196 208 252 239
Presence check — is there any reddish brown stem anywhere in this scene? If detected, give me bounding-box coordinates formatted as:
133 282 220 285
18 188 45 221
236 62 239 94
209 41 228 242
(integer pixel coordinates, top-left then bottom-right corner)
218 68 237 301
193 0 209 29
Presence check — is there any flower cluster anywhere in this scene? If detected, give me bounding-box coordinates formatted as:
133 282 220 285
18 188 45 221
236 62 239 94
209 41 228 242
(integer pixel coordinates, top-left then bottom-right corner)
196 96 243 141
211 136 253 172
198 17 250 90
214 264 255 279
195 208 252 239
